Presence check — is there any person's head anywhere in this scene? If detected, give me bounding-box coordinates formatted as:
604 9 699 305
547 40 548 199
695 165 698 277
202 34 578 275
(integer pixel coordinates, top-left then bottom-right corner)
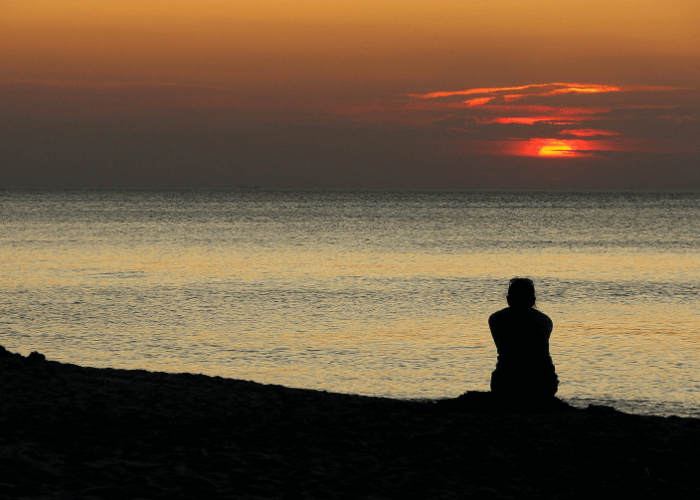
506 277 536 308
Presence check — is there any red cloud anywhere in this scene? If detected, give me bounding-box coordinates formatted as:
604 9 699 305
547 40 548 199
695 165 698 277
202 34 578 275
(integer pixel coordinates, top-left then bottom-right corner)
463 97 493 107
406 82 688 157
559 129 623 137
408 82 677 100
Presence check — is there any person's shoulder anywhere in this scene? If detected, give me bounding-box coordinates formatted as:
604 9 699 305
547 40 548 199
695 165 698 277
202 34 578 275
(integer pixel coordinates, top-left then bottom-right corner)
530 309 553 327
531 308 552 320
488 308 511 324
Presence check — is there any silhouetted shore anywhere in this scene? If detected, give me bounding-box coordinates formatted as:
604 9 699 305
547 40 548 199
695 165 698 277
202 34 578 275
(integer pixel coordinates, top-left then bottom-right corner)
2 346 699 499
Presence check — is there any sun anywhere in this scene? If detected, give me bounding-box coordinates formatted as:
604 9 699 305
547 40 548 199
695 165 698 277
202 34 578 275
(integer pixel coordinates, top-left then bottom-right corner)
538 140 574 156
509 138 593 157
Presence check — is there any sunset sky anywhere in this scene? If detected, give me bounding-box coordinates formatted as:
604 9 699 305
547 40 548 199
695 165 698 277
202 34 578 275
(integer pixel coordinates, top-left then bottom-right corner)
2 1 699 189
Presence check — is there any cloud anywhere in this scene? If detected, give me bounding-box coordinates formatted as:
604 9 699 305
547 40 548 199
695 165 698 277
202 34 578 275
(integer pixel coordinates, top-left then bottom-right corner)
1 76 697 189
463 97 493 107
405 82 698 157
408 82 678 102
559 129 624 137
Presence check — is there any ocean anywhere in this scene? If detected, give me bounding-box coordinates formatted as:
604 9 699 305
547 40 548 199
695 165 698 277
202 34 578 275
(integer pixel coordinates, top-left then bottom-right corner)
1 189 698 417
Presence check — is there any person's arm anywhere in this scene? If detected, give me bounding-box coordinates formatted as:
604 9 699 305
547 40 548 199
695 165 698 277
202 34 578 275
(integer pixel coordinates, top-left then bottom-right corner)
543 313 554 337
488 314 499 349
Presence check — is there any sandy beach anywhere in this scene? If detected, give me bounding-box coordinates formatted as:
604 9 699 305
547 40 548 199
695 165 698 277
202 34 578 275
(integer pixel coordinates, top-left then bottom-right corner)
1 346 699 499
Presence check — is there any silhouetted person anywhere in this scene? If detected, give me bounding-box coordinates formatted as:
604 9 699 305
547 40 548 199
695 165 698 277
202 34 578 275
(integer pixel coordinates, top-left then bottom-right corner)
488 278 559 399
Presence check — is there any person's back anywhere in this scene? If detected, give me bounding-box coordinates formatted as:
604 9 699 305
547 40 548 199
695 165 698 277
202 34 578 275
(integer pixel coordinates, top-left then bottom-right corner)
488 278 559 398
489 307 552 360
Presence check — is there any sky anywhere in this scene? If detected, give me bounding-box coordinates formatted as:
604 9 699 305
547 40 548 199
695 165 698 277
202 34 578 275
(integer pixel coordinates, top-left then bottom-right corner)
1 1 699 189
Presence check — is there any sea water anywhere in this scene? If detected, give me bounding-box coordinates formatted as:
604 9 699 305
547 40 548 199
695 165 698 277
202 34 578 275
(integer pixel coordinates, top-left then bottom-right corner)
1 189 698 417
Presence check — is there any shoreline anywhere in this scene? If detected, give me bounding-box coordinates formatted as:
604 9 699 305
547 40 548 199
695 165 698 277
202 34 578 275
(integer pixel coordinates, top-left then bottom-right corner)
6 349 697 420
2 347 699 498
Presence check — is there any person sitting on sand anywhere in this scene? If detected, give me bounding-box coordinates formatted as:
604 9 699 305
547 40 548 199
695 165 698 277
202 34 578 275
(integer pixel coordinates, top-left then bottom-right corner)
488 278 559 399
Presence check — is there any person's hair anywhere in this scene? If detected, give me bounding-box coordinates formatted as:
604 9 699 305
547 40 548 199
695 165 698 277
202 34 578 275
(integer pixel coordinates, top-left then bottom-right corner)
506 277 536 308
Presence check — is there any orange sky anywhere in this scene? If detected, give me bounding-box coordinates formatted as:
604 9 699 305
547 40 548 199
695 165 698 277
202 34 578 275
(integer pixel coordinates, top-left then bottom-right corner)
3 1 699 87
1 1 699 188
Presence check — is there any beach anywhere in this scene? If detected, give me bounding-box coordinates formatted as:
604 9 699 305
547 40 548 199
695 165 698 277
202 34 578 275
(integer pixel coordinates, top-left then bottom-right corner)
1 347 699 499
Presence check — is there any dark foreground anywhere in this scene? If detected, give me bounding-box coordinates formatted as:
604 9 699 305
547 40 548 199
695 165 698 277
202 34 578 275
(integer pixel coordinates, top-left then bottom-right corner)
1 348 699 499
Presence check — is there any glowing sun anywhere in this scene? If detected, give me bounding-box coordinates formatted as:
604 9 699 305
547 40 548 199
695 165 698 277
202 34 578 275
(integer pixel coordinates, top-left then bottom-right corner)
538 140 574 156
